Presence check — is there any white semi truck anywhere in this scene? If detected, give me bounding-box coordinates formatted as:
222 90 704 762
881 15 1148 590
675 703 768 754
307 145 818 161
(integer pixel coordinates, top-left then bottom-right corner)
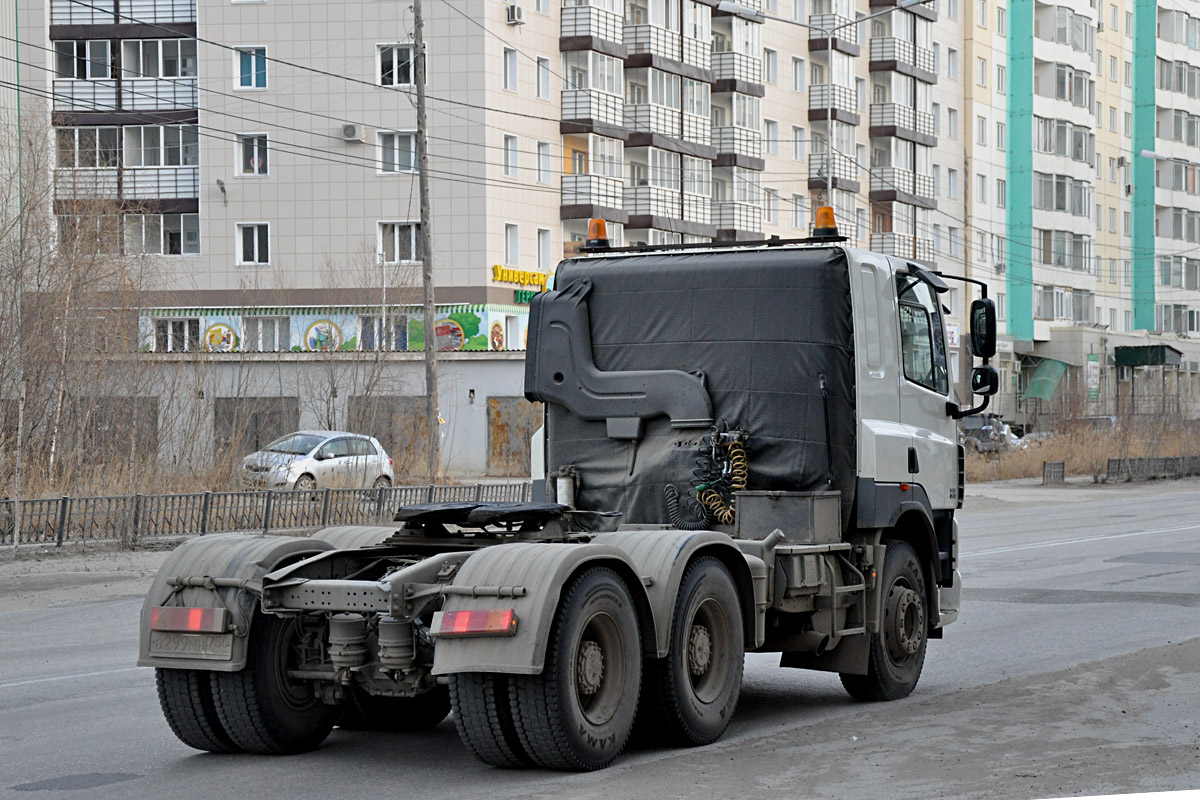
139 211 999 770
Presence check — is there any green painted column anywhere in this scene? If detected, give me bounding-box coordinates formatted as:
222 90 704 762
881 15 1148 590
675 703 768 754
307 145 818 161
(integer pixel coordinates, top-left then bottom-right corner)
1006 0 1034 341
1131 0 1157 331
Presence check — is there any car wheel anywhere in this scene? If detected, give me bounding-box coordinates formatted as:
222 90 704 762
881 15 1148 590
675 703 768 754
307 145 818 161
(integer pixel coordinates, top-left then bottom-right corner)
294 474 317 491
372 476 391 488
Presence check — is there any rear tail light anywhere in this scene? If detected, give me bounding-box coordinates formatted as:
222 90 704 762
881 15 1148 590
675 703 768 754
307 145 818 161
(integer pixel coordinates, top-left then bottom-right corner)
150 606 230 633
430 609 518 638
388 456 393 467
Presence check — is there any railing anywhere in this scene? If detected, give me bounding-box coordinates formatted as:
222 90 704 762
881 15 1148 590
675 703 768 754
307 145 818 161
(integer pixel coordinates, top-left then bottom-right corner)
561 5 623 42
870 232 935 262
0 483 533 546
713 201 762 231
50 0 115 24
682 36 711 70
807 14 858 45
562 89 624 126
683 193 711 224
809 83 858 115
125 77 198 111
870 103 935 137
625 24 681 60
124 167 201 200
624 104 682 138
682 112 711 145
125 0 197 23
871 167 934 198
808 151 858 182
54 168 119 200
712 51 762 83
869 38 936 73
1107 456 1200 481
562 173 624 207
625 185 682 217
713 125 762 158
53 80 118 113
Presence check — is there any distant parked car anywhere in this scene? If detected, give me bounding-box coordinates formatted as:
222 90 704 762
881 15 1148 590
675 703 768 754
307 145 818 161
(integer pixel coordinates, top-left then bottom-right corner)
241 431 394 490
961 413 1011 453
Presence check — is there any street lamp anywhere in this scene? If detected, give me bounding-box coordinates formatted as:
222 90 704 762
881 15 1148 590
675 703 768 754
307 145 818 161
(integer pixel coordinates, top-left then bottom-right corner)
715 0 937 207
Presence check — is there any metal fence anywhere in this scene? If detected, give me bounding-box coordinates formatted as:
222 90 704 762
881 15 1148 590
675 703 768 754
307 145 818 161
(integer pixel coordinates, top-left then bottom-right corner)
0 483 532 547
1106 456 1200 482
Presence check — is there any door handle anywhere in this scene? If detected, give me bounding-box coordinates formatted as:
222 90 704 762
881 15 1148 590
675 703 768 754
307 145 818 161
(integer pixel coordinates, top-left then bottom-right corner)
908 446 920 474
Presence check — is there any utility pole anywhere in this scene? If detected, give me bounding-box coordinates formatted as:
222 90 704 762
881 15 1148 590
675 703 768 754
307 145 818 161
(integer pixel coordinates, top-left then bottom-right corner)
413 0 441 482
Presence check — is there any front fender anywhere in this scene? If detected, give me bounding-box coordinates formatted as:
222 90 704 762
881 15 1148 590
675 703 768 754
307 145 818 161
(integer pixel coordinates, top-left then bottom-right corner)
137 534 331 672
591 529 756 656
431 542 645 676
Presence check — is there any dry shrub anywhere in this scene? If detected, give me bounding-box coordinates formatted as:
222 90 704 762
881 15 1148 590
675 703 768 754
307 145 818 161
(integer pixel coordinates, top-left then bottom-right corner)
965 415 1200 482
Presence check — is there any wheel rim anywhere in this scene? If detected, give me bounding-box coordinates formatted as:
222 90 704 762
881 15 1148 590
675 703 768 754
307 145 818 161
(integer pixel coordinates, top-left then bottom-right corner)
296 476 315 491
274 618 322 711
572 611 625 726
685 597 731 704
883 578 925 667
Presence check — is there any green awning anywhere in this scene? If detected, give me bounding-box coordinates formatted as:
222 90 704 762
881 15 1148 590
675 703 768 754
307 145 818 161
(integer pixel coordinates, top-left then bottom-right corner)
1022 358 1068 402
1113 344 1183 367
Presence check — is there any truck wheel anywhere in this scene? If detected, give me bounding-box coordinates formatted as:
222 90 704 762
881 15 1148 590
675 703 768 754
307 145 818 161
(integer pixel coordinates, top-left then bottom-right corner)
156 668 242 753
644 556 743 746
340 686 450 731
210 611 337 754
450 673 532 768
840 540 927 702
509 567 641 770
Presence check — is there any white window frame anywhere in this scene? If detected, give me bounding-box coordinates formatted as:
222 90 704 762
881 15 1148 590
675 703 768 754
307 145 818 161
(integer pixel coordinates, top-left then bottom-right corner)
235 132 268 176
504 222 519 265
377 130 417 174
536 56 551 99
537 227 552 271
233 46 267 90
377 43 417 88
503 47 518 92
503 134 518 177
536 141 551 183
378 220 422 264
242 316 291 353
236 222 270 265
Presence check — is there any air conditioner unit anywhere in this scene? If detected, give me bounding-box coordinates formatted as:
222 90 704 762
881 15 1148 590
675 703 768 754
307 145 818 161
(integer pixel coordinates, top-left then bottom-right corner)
995 261 1006 273
506 4 525 24
1096 20 1104 31
1125 183 1133 196
342 123 366 143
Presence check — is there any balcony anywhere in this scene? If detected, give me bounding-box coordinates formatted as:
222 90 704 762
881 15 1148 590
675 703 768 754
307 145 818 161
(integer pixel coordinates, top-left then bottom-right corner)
869 103 935 137
625 24 681 61
683 112 711 146
53 78 197 113
809 83 858 117
53 80 117 113
682 36 711 70
713 126 762 159
562 174 624 208
54 168 118 200
562 89 624 127
712 52 762 84
870 232 935 262
124 167 200 200
808 152 858 183
624 104 681 138
683 193 711 224
51 0 197 24
562 5 623 43
870 167 934 199
869 38 936 74
713 202 761 232
807 14 858 45
625 185 682 218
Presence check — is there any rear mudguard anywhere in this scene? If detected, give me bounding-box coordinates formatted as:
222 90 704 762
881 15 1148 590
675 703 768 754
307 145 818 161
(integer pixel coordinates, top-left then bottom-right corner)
137 534 331 672
431 530 754 676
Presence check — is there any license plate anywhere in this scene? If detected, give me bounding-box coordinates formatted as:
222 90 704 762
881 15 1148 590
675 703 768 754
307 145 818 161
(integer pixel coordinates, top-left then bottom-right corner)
149 630 234 660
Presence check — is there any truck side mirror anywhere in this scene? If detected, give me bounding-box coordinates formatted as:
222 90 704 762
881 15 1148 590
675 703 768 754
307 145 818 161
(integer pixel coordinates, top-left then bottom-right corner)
970 298 997 359
970 365 999 396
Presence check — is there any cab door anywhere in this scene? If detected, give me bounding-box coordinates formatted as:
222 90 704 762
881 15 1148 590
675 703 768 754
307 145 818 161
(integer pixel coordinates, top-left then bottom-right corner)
895 275 958 509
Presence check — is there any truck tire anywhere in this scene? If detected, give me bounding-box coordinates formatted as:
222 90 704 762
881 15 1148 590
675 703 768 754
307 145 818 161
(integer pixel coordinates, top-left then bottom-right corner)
450 673 532 768
340 686 450 731
156 668 241 753
209 611 337 754
642 556 743 746
840 540 927 702
509 566 641 771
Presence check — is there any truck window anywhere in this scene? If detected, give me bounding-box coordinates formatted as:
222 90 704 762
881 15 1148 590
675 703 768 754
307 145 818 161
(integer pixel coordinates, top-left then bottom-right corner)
896 276 949 395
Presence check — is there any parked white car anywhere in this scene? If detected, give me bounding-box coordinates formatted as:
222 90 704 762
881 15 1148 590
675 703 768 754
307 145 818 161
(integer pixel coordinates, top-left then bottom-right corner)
241 431 394 490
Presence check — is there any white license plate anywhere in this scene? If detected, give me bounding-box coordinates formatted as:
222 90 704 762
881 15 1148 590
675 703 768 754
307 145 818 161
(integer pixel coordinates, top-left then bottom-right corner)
149 630 234 660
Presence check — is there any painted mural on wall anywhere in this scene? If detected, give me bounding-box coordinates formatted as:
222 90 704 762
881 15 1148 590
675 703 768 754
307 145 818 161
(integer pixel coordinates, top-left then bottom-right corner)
203 316 241 352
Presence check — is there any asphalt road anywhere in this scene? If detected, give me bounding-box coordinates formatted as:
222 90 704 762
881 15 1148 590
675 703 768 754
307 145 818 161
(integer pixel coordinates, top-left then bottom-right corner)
2 480 1199 799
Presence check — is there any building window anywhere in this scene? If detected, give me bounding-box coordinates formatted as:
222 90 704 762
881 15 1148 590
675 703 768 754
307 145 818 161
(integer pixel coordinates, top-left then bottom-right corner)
792 57 805 92
764 188 779 224
54 40 110 79
977 57 987 86
235 47 267 89
947 168 958 198
764 119 778 155
124 213 199 255
237 134 268 175
378 44 415 87
948 226 960 255
933 164 941 195
948 0 958 19
976 173 987 204
763 48 778 83
947 108 959 139
977 0 987 26
536 56 550 99
378 131 416 173
537 141 551 183
996 121 1005 150
996 178 1006 207
243 316 291 352
997 6 1005 34
57 126 119 167
537 228 552 271
122 125 199 167
947 48 958 79
996 65 1005 93
503 47 518 91
977 115 987 145
792 126 806 160
503 135 518 177
237 223 269 265
154 318 200 352
792 194 806 229
379 221 421 264
932 103 940 135
504 223 519 265
121 39 198 78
